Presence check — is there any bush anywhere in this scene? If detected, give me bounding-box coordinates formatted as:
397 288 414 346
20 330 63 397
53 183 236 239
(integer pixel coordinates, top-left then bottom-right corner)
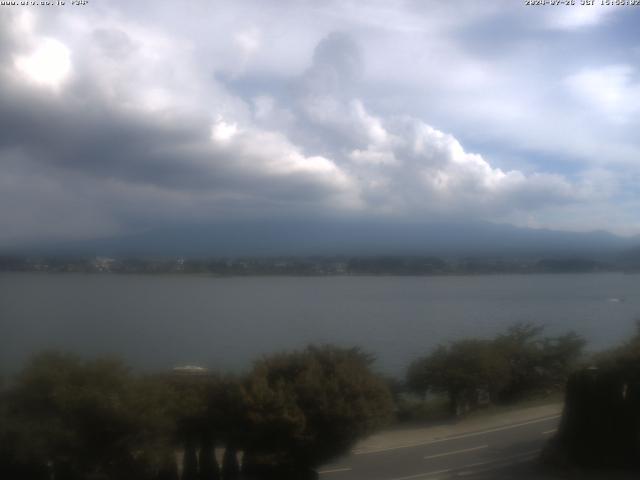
1 347 393 479
0 352 178 480
240 345 393 474
545 322 640 470
394 393 450 424
407 339 510 416
407 324 585 416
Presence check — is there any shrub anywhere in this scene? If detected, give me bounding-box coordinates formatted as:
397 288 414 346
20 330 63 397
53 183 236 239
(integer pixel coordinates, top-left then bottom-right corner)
407 324 585 415
240 345 393 474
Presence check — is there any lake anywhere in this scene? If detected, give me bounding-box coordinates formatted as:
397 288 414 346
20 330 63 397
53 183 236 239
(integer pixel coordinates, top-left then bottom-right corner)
1 272 639 376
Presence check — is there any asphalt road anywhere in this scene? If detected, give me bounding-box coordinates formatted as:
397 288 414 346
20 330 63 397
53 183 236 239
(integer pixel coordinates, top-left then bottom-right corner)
318 414 561 480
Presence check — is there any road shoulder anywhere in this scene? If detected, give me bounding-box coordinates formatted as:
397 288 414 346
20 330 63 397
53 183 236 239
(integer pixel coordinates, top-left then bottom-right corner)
353 402 563 455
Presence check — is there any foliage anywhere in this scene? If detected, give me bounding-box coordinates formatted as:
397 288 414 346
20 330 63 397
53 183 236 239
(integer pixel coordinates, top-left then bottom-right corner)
221 446 240 480
547 323 640 471
241 345 393 471
407 339 510 414
2 329 587 477
592 320 640 373
393 393 450 424
198 432 220 480
494 323 585 401
407 323 585 414
0 346 393 478
0 352 178 480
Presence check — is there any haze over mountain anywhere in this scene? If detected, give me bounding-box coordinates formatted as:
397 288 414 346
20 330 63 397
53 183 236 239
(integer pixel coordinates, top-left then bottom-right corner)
10 219 637 260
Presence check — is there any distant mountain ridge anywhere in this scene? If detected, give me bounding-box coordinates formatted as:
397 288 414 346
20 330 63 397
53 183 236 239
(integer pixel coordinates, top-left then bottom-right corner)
6 219 639 260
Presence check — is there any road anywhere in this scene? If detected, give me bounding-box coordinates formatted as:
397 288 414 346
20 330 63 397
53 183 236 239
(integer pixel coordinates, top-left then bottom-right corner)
318 407 562 480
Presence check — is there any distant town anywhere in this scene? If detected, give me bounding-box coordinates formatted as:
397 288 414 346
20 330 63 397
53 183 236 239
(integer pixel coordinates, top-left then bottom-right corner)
0 254 635 276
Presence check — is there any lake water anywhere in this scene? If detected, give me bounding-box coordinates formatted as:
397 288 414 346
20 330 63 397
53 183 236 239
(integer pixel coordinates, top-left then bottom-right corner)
1 273 639 377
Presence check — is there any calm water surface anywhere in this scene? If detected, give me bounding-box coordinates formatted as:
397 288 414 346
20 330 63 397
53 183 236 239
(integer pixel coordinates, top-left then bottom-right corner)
1 273 639 376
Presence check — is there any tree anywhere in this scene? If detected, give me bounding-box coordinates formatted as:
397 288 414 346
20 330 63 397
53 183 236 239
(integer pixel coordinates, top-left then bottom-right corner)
593 319 640 372
408 324 586 415
538 332 586 386
204 375 246 452
182 436 198 480
541 322 639 470
0 351 178 480
221 446 240 480
160 370 231 480
407 339 510 415
492 323 546 401
494 323 585 401
546 333 640 471
199 431 220 480
240 345 393 476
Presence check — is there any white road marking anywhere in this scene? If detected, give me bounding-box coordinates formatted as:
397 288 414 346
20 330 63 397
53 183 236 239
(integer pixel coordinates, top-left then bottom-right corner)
455 450 540 476
423 445 488 460
355 415 561 455
389 468 451 480
505 449 540 459
541 428 557 435
318 467 352 474
455 460 493 475
388 449 541 480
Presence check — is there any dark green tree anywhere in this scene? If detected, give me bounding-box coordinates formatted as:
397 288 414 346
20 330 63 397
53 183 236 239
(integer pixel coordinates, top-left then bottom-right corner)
240 345 393 475
408 324 586 414
182 437 198 480
0 351 178 480
221 445 240 480
199 432 220 480
164 370 220 480
407 339 510 415
156 453 180 480
492 323 546 401
494 323 585 401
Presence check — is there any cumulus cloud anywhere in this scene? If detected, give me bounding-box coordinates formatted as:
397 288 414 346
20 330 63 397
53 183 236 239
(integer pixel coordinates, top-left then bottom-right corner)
342 111 576 216
0 1 634 245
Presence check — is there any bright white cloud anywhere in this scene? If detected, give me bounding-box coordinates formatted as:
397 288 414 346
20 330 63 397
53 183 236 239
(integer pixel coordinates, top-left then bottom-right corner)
14 37 71 89
340 109 577 216
211 118 239 142
211 124 357 202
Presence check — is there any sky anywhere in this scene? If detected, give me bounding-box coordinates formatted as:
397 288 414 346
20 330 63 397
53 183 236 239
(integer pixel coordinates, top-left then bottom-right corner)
1 0 640 247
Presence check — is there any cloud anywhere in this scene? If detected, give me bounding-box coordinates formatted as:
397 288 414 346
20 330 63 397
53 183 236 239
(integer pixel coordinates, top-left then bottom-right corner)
231 27 262 75
341 111 577 217
235 27 261 56
0 2 636 245
565 65 640 122
13 37 71 90
545 4 616 30
0 11 362 242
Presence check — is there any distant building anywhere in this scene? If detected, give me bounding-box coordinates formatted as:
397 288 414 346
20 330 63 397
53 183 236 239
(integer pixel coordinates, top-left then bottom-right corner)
175 257 185 271
93 257 115 272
